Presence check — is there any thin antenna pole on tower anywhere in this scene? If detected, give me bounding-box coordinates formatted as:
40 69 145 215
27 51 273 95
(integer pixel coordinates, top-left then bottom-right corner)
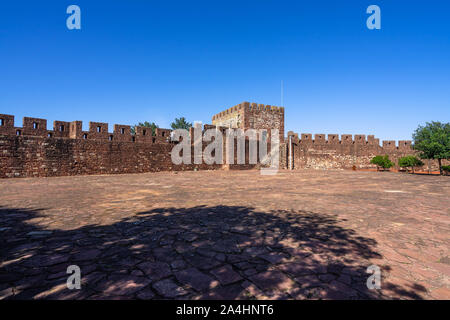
281 80 284 107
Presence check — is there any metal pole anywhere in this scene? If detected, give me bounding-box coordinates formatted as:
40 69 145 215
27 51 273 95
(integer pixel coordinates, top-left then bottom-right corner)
289 135 293 170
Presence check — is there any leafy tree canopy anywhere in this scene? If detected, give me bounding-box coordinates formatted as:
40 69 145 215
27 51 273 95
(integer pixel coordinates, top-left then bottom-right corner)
413 121 450 159
412 121 450 174
170 117 192 130
370 155 394 170
131 121 158 136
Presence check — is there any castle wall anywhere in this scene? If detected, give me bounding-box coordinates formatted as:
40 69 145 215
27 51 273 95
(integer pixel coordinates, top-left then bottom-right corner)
0 135 228 178
212 103 244 129
212 102 285 142
0 110 445 178
0 115 223 178
285 132 445 172
244 102 284 142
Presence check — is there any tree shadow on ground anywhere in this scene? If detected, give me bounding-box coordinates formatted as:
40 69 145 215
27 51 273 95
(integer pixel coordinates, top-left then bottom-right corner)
0 205 427 300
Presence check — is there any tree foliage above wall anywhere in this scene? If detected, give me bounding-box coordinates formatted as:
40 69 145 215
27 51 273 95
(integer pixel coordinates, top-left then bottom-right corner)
413 121 450 174
170 117 192 130
131 121 159 136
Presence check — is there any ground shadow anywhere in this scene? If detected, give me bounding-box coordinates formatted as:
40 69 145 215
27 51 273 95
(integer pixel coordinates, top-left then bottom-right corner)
0 206 427 300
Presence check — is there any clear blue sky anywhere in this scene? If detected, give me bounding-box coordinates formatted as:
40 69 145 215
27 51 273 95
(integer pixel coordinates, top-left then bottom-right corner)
1 0 449 141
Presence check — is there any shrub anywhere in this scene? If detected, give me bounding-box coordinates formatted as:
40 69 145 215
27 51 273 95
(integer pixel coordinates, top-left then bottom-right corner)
370 155 394 171
442 165 450 175
413 121 450 175
398 156 424 173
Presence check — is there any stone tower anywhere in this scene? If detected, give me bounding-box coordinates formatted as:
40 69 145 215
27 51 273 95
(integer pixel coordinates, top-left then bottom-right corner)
211 102 285 142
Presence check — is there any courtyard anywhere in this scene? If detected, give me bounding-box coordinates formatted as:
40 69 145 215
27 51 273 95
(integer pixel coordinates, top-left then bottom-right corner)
0 169 449 299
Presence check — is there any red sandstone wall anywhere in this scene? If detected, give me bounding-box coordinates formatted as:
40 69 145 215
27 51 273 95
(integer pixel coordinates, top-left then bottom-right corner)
1 113 445 178
0 135 225 178
0 114 226 178
212 102 285 142
243 102 284 143
285 132 445 172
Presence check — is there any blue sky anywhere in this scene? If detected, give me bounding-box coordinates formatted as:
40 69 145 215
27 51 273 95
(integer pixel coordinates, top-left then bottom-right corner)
1 0 449 141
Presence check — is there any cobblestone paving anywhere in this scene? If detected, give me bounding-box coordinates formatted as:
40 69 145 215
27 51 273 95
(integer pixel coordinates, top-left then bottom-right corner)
0 169 449 299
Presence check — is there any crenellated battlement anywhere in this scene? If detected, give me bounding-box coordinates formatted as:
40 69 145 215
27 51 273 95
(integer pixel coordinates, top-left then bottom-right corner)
0 113 410 147
0 106 422 178
0 113 413 150
287 131 411 149
212 101 285 142
0 114 173 144
212 103 243 122
212 101 284 122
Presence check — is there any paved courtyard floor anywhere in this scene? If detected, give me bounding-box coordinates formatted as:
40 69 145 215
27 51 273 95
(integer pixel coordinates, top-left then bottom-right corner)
0 169 449 299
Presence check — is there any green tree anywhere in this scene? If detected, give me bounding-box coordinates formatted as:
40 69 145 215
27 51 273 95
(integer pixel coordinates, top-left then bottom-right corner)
170 117 192 130
370 155 394 171
412 121 450 175
131 121 158 136
442 165 450 175
398 155 424 173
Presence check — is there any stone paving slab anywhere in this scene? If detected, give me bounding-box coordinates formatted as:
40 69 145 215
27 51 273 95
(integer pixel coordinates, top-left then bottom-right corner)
0 169 449 299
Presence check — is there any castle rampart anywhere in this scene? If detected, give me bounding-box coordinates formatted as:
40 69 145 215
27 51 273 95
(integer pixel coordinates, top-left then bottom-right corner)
283 131 441 171
0 107 443 178
212 101 284 142
0 114 223 178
